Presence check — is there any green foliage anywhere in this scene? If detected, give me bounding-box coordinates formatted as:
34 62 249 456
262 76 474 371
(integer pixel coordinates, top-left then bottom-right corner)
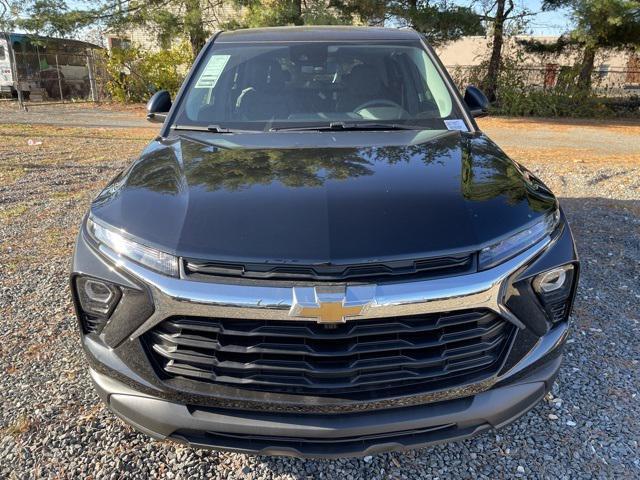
16 0 95 37
224 0 352 29
226 0 484 42
0 0 21 30
329 0 387 24
450 52 636 118
388 1 484 46
540 0 640 88
543 0 640 50
103 42 193 103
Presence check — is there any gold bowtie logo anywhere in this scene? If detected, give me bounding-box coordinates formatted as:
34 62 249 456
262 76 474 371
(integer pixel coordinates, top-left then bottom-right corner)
297 301 365 323
289 287 368 323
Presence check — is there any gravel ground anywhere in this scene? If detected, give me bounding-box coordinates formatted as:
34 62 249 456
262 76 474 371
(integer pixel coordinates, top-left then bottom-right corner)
1 116 639 479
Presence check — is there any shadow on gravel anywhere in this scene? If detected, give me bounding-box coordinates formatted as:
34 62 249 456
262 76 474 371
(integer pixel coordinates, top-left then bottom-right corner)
221 196 640 477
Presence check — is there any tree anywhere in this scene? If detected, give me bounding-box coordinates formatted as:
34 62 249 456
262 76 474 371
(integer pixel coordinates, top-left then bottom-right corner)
542 0 640 90
225 0 355 29
482 0 513 101
1 0 21 31
101 0 217 55
389 1 484 46
16 0 485 54
477 0 534 101
328 1 484 45
15 0 222 56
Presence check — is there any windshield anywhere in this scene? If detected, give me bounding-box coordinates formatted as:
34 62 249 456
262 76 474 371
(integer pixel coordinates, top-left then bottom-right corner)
172 40 466 131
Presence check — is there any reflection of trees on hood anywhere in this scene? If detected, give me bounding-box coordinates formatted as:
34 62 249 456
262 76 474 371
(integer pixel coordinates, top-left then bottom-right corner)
185 147 375 191
363 132 459 166
113 134 553 216
92 170 129 207
125 152 184 194
461 136 552 212
121 133 466 194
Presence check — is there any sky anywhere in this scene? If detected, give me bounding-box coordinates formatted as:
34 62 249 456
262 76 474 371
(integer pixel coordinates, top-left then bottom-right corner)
515 0 572 35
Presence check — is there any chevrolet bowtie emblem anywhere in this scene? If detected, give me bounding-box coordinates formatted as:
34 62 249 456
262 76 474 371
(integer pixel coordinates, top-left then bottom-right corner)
289 287 368 323
298 301 365 323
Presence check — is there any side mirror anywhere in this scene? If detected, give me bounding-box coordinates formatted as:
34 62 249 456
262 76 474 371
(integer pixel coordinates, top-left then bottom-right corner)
146 90 172 123
464 86 489 118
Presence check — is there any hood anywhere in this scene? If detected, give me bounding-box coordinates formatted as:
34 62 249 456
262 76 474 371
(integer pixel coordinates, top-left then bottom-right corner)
91 130 556 265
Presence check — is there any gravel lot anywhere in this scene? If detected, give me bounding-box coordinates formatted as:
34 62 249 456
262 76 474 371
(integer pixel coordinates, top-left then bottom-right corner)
1 112 639 479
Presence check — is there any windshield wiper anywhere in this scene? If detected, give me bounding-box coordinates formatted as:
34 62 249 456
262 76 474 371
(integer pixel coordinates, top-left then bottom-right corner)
172 124 250 133
270 122 423 132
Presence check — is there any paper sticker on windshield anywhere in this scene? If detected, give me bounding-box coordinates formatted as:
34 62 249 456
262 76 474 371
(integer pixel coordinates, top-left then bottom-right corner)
444 119 468 132
194 55 230 89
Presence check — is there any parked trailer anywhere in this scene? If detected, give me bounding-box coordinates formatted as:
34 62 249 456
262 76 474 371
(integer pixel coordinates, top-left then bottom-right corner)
0 32 101 101
0 35 12 95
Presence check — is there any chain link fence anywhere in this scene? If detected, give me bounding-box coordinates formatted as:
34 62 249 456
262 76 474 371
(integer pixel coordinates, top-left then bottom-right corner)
448 65 640 98
3 50 108 105
447 64 640 116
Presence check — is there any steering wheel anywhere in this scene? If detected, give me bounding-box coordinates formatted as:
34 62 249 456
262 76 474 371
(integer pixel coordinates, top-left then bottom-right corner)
353 99 404 112
353 99 407 119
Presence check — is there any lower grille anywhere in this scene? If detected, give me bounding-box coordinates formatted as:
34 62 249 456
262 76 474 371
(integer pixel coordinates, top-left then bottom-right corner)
81 314 107 334
171 422 473 457
144 309 514 397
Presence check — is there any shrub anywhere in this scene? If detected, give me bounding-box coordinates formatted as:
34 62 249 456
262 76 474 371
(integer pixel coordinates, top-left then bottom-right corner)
450 53 636 118
103 41 193 103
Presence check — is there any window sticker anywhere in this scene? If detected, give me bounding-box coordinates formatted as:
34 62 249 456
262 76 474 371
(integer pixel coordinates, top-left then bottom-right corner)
194 55 231 89
444 119 469 132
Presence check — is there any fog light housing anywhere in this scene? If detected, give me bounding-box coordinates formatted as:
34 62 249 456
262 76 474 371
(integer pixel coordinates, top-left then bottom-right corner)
83 278 114 303
534 267 569 293
75 276 121 332
533 264 575 323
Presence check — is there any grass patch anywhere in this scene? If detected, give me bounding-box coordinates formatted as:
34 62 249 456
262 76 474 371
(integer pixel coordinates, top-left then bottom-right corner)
1 416 33 437
0 204 29 222
51 190 87 202
0 166 26 186
39 226 72 252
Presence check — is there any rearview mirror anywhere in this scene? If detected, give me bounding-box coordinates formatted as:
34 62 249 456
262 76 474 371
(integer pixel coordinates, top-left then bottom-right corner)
146 90 172 123
464 86 489 118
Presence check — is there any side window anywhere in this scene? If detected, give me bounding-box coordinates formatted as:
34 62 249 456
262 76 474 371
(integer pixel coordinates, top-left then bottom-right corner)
0 45 5 60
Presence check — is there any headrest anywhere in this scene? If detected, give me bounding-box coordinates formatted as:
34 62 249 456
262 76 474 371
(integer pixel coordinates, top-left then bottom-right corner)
345 64 383 94
248 59 287 92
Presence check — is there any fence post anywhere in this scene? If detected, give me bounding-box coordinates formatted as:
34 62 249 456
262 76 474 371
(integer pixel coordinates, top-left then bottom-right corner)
86 53 97 102
55 54 64 102
9 46 26 111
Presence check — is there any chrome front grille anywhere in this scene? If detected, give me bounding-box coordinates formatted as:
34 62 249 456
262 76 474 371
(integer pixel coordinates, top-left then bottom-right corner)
144 309 514 397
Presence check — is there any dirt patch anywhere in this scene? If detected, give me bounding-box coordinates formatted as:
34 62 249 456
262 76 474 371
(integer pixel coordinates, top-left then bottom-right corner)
479 116 640 136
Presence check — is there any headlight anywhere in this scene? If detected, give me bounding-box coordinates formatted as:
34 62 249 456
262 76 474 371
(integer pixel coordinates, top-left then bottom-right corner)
87 214 179 277
478 210 560 271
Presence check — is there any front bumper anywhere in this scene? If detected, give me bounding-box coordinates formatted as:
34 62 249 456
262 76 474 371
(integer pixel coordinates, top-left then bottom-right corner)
90 352 561 458
71 214 578 457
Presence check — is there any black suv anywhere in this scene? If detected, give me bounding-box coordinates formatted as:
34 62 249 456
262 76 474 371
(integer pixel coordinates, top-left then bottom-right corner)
71 26 579 458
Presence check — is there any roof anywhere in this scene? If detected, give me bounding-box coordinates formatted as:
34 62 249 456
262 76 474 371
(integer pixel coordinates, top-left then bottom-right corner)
1 32 102 50
216 26 421 43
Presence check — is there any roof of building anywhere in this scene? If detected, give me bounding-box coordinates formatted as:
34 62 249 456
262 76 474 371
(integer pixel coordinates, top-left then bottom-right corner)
1 32 102 50
216 26 421 43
